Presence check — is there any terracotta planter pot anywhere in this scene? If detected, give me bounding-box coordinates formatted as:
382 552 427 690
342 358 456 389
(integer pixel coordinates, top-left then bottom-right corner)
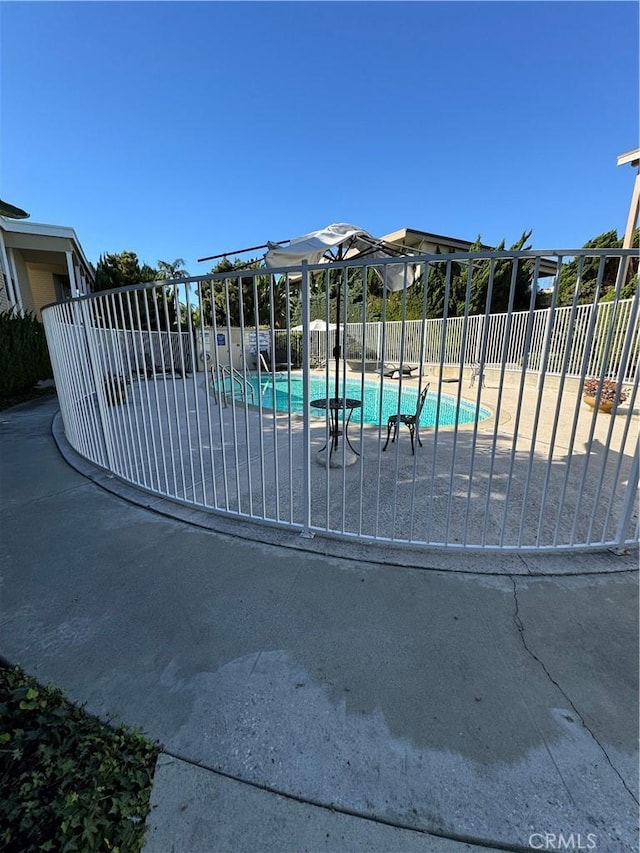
583 395 614 414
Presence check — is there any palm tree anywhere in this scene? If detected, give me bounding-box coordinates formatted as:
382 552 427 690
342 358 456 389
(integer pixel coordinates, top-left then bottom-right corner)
157 258 189 280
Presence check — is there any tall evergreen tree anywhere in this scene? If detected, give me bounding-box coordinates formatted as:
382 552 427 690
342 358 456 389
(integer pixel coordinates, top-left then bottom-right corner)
556 229 639 306
94 251 176 330
197 257 290 328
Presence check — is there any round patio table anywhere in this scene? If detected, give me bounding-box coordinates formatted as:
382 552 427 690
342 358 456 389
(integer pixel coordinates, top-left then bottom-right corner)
310 397 362 459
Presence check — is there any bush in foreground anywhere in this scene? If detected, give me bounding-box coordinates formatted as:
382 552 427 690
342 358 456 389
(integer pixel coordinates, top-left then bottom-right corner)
0 661 159 852
0 309 53 399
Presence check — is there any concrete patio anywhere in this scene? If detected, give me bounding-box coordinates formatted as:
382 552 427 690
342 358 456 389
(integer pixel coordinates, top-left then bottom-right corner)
77 364 639 556
1 396 638 851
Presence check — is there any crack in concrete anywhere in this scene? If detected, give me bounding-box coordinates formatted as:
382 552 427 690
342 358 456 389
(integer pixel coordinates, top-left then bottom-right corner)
159 748 538 853
510 576 639 807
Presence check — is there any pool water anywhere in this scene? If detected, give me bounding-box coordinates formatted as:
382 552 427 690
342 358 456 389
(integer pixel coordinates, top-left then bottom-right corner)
246 374 490 428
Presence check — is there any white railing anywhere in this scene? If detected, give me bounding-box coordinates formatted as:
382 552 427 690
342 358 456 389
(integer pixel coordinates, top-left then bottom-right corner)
42 250 639 553
262 299 637 381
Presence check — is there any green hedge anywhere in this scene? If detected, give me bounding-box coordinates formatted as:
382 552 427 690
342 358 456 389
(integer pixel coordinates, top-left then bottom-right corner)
0 661 159 852
0 310 53 398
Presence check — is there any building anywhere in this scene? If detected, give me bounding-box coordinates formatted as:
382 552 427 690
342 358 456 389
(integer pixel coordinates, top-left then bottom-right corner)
0 217 94 319
381 227 558 278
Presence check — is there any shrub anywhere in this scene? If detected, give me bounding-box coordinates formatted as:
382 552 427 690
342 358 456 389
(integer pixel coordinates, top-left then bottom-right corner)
0 310 53 399
0 661 159 852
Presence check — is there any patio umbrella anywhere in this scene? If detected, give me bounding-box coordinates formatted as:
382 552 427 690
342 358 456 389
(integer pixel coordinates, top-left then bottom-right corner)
265 223 418 399
0 199 29 219
291 318 337 332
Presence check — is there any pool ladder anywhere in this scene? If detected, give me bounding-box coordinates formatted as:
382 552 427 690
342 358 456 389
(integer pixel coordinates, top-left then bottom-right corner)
210 365 255 407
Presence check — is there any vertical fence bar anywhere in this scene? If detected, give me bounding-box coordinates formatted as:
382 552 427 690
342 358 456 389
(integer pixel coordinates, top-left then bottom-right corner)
115 291 145 487
267 273 280 521
373 267 389 540
481 257 519 546
132 290 159 492
82 297 119 471
198 279 221 510
356 262 368 537
463 259 495 547
613 433 640 553
500 258 541 545
184 282 207 506
390 261 411 539
407 260 431 542
173 281 198 503
300 262 312 537
138 290 167 494
569 256 627 544
223 276 243 514
600 294 640 544
235 269 254 517
551 257 606 545
585 265 639 544
285 274 295 525
250 272 267 517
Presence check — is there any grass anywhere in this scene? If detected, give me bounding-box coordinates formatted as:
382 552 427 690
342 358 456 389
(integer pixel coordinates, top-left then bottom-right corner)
0 660 159 852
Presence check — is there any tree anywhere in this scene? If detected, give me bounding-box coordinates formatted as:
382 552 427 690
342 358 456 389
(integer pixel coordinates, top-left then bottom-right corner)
466 231 534 316
364 232 536 321
94 251 157 291
94 251 176 330
556 229 639 306
197 257 295 329
157 258 189 280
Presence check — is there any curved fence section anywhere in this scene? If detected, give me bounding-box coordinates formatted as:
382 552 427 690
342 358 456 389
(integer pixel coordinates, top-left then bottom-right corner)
42 249 639 552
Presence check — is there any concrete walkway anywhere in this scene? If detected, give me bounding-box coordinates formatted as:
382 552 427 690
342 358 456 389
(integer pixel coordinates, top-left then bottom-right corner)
1 397 638 852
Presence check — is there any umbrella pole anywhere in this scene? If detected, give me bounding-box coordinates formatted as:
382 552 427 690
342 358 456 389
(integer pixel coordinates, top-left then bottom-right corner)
329 273 340 451
335 245 344 403
333 253 344 452
335 276 340 400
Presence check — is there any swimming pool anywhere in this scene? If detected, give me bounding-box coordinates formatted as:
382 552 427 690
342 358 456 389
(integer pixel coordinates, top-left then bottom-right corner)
246 374 490 428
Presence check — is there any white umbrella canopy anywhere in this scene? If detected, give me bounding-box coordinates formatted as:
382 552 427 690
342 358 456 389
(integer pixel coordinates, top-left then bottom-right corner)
267 224 419 396
264 222 416 291
265 223 373 267
292 318 337 332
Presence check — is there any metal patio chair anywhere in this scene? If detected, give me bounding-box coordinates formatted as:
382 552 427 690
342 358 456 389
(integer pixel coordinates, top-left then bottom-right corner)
469 362 486 388
382 383 430 454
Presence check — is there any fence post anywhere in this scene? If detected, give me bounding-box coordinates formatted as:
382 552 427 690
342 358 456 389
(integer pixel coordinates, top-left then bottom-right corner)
612 436 639 554
78 298 118 472
300 261 313 538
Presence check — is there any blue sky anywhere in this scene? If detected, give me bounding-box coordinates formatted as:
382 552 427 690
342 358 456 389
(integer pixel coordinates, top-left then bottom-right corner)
1 1 638 274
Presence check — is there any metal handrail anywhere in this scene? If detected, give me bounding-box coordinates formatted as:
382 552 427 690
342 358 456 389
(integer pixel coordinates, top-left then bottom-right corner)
213 364 255 406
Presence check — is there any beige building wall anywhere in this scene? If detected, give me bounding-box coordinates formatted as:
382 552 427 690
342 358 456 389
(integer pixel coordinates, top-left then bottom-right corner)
27 263 64 318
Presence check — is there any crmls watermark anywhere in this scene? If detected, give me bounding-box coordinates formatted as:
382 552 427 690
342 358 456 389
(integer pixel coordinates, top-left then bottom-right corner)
528 832 598 850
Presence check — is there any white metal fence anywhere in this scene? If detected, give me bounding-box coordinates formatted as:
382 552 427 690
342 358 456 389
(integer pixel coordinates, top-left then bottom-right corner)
264 299 638 382
42 249 639 553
